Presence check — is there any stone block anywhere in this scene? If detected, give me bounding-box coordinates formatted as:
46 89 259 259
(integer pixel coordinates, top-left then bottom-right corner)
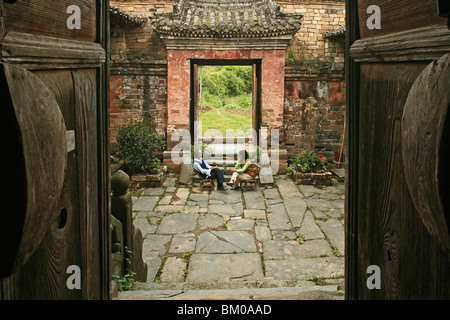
186 253 264 282
293 170 333 186
161 257 186 282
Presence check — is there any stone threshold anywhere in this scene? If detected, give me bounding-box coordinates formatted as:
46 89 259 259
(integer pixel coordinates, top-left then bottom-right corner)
116 277 344 300
116 284 343 300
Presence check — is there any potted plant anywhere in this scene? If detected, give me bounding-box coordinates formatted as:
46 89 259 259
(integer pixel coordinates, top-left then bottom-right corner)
293 150 328 173
292 150 332 185
114 118 167 187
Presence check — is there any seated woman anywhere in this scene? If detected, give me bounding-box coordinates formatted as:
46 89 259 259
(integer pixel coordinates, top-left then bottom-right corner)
228 150 255 190
193 149 228 190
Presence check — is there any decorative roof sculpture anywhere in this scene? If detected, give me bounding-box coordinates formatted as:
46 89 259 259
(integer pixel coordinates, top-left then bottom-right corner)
110 6 148 27
151 0 303 40
322 26 346 39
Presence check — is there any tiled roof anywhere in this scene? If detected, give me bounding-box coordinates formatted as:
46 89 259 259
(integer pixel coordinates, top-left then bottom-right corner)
151 0 303 38
323 26 345 38
110 6 148 27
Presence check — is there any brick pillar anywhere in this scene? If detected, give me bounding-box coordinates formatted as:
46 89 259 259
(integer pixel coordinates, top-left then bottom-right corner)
166 49 192 149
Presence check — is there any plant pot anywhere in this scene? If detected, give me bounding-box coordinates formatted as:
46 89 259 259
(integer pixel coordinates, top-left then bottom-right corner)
293 169 333 186
130 166 167 188
296 165 309 173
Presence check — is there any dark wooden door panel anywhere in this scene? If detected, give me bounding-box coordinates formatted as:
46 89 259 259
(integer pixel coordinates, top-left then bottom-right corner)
72 69 100 299
4 0 97 42
2 70 82 299
348 0 450 300
358 0 448 39
357 60 450 300
4 146 82 300
0 0 110 300
0 64 67 278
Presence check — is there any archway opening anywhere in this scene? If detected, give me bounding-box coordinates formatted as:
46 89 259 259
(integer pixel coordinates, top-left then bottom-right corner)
198 65 253 138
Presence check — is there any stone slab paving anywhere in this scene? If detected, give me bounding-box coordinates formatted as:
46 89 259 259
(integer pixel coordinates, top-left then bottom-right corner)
122 173 345 299
264 256 344 280
133 196 160 212
187 253 264 282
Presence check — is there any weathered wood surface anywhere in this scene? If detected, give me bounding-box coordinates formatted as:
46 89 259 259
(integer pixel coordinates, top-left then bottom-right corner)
0 63 67 277
350 26 450 63
402 53 450 253
347 0 450 300
73 69 101 299
358 63 429 299
4 0 96 42
358 0 448 39
1 32 105 68
1 70 81 299
0 0 111 300
344 0 361 299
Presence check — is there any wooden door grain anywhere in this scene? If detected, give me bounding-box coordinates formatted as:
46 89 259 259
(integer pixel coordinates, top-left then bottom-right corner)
347 0 450 299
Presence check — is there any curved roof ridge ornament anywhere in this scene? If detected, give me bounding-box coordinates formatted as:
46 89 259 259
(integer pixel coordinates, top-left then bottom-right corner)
151 0 303 40
110 6 148 27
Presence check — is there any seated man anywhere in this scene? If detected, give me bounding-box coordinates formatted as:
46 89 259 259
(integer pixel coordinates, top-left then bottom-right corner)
193 149 228 190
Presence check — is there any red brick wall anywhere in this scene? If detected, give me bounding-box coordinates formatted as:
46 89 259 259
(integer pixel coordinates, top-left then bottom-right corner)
109 0 346 163
284 77 345 160
166 49 286 149
110 74 168 148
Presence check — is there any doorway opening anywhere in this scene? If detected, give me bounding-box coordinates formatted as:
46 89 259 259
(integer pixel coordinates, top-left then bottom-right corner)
190 59 262 148
198 65 253 137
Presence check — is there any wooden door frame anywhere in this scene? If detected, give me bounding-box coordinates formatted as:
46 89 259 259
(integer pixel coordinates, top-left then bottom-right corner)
344 0 360 300
97 0 111 300
190 59 262 146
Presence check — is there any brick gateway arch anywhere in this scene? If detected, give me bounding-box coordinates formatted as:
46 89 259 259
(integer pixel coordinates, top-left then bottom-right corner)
151 0 303 171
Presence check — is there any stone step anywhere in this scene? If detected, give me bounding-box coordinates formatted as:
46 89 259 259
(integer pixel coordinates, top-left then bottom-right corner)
118 275 344 291
115 285 343 300
114 277 344 300
133 278 313 291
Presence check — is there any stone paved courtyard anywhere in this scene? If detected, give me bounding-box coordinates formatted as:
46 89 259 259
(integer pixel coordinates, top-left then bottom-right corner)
119 172 345 299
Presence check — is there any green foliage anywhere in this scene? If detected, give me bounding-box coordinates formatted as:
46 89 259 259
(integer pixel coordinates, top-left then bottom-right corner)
286 45 299 66
201 65 252 98
284 166 293 175
293 150 328 173
115 118 165 174
112 247 137 292
198 65 253 136
112 271 136 292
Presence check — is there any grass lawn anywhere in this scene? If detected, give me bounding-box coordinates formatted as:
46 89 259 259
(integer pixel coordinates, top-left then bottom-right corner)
199 107 252 137
197 65 253 137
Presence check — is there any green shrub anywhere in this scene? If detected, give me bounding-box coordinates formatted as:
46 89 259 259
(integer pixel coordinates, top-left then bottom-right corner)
293 150 328 173
201 65 252 97
115 118 165 174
